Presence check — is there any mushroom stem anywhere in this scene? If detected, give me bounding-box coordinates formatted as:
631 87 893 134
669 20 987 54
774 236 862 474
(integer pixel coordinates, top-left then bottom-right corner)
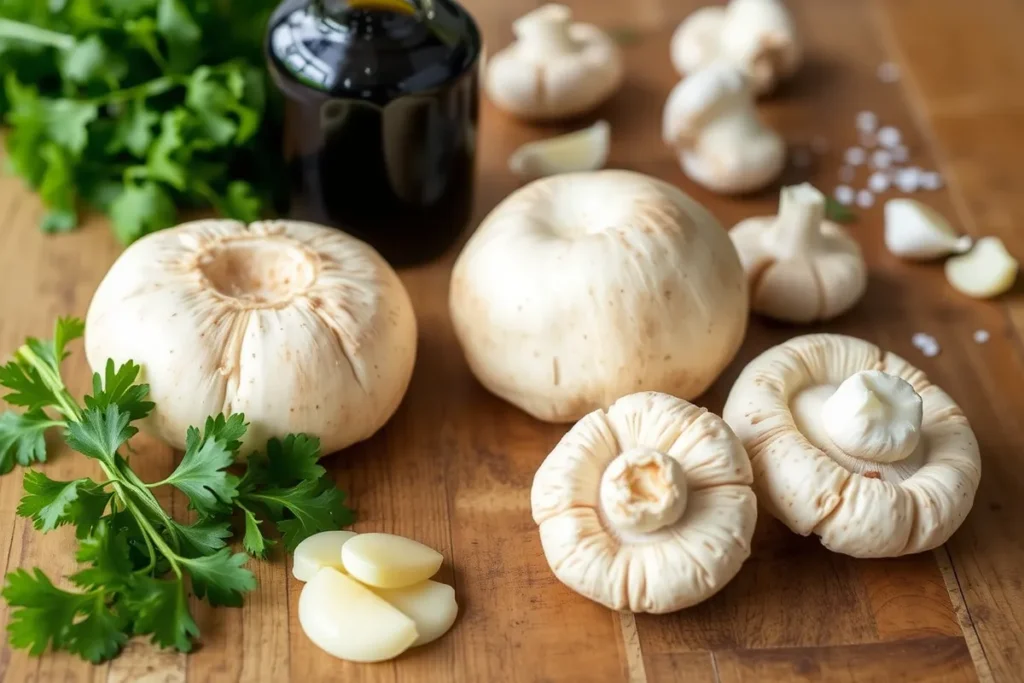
599 448 688 534
821 370 923 464
767 183 826 258
513 4 578 56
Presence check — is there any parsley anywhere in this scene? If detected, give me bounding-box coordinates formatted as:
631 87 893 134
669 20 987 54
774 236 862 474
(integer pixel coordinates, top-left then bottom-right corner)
0 0 284 243
0 319 355 661
825 196 857 223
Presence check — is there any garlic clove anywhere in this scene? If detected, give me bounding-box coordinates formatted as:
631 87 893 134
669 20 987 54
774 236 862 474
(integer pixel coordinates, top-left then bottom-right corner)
372 580 459 647
298 568 419 662
341 533 444 588
945 236 1019 299
883 198 972 260
292 530 357 582
508 120 610 178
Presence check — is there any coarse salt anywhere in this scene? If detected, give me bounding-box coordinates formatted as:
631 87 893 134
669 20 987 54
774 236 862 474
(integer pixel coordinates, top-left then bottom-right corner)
867 171 890 193
877 126 902 148
912 332 938 348
920 171 943 191
973 329 990 344
871 149 892 169
834 185 855 205
859 131 877 149
844 146 867 166
921 344 940 358
856 189 875 208
839 165 856 183
856 111 878 133
895 167 921 193
878 62 901 83
891 145 909 163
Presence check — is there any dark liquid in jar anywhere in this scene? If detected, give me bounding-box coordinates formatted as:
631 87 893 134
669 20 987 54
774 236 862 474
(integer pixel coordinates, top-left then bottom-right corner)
266 0 481 266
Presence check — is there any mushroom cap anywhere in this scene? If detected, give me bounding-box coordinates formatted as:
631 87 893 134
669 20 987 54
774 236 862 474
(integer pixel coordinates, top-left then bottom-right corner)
85 219 417 455
531 392 757 613
722 334 981 558
730 215 867 322
484 13 623 120
449 170 749 423
669 7 727 77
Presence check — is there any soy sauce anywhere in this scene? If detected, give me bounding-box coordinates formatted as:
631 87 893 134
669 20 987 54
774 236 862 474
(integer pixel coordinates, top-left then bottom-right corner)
266 0 481 266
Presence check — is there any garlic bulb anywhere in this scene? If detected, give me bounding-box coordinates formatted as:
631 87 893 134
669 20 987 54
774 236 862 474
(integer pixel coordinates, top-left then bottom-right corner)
85 219 418 455
883 199 972 260
508 120 610 178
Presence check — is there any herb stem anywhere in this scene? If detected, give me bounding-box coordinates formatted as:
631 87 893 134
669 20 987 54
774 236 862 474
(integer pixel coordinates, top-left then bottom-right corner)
15 345 82 422
83 76 187 106
0 19 75 51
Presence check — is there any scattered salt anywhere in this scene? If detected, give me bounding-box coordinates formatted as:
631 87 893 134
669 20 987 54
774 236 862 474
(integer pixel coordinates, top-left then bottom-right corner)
856 111 878 133
859 131 877 149
871 149 893 169
895 167 921 193
834 185 855 205
920 171 943 191
973 329 990 344
877 126 902 148
912 332 938 348
845 146 867 166
921 344 940 358
856 189 875 208
878 62 901 83
867 171 891 193
838 165 856 183
891 145 909 163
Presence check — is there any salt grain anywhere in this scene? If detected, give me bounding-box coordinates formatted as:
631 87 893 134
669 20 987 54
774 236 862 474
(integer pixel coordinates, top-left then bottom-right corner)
839 165 856 183
973 329 990 344
921 344 940 358
834 185 855 205
878 62 901 83
891 145 909 163
845 146 867 166
867 171 890 193
920 171 943 191
859 131 877 148
856 111 878 133
856 189 875 208
912 332 938 348
895 167 921 193
877 126 902 148
871 149 893 169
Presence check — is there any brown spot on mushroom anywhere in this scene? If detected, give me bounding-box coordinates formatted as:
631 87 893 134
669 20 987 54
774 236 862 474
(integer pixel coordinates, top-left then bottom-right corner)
863 471 881 479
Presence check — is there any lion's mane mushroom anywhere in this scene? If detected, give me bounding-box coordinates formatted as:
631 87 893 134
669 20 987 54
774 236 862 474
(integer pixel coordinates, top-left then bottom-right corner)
531 392 757 613
484 4 624 121
662 63 785 194
85 219 418 455
723 334 981 558
730 183 867 323
449 170 749 423
670 0 801 96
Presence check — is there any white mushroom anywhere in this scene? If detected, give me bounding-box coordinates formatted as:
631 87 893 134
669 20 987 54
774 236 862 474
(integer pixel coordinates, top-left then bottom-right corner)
531 392 757 613
85 219 417 455
884 199 972 260
730 183 867 323
663 64 785 194
484 4 624 121
449 170 749 423
670 0 801 96
723 334 981 558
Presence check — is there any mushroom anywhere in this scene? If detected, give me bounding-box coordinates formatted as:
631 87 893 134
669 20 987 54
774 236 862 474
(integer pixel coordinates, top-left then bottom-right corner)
85 219 418 455
722 334 981 558
531 392 757 613
662 64 785 194
484 4 624 121
729 183 867 323
670 0 801 96
449 170 749 423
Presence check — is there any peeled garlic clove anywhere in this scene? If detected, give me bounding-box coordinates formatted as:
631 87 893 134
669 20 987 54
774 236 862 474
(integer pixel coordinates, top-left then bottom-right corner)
945 236 1019 298
298 568 418 662
342 533 444 588
373 580 459 647
884 199 972 260
508 120 610 178
292 530 357 582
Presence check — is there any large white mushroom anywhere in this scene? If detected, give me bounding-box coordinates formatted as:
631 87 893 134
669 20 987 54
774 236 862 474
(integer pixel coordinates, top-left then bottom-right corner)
723 334 981 558
85 219 417 455
532 392 757 613
449 170 749 423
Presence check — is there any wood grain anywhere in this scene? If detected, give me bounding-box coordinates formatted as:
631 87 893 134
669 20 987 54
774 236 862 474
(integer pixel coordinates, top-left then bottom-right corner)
1 0 1022 681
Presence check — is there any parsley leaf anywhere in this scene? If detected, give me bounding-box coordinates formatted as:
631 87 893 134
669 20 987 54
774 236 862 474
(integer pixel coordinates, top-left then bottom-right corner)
169 519 231 556
160 422 238 517
199 413 248 455
109 181 177 244
0 410 58 474
182 549 256 607
125 576 198 652
65 405 136 466
246 480 354 552
84 359 155 421
240 506 269 557
70 520 133 589
17 471 111 533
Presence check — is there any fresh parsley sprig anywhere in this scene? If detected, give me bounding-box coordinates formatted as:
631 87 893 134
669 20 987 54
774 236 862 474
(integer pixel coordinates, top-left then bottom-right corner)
0 318 354 661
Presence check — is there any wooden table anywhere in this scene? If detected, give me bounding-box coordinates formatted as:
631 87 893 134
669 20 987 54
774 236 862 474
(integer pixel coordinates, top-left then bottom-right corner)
1 0 1022 681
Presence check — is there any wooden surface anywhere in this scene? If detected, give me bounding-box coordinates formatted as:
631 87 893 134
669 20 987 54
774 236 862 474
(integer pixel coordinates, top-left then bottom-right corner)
1 0 1022 681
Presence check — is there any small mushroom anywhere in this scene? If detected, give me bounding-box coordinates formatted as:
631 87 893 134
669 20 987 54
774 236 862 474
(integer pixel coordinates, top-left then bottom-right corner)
723 334 981 558
531 392 757 613
730 183 867 323
670 0 801 96
484 4 624 121
662 64 785 194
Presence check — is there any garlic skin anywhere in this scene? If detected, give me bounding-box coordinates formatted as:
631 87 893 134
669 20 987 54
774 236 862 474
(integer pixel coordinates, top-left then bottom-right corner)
663 64 785 194
485 4 624 121
671 0 801 96
508 120 610 179
945 236 1019 299
85 220 417 455
821 371 923 464
884 199 973 260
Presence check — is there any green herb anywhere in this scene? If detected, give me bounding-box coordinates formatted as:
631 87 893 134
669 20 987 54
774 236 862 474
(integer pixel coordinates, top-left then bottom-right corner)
0 0 285 244
825 196 856 223
606 26 642 46
0 319 354 661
